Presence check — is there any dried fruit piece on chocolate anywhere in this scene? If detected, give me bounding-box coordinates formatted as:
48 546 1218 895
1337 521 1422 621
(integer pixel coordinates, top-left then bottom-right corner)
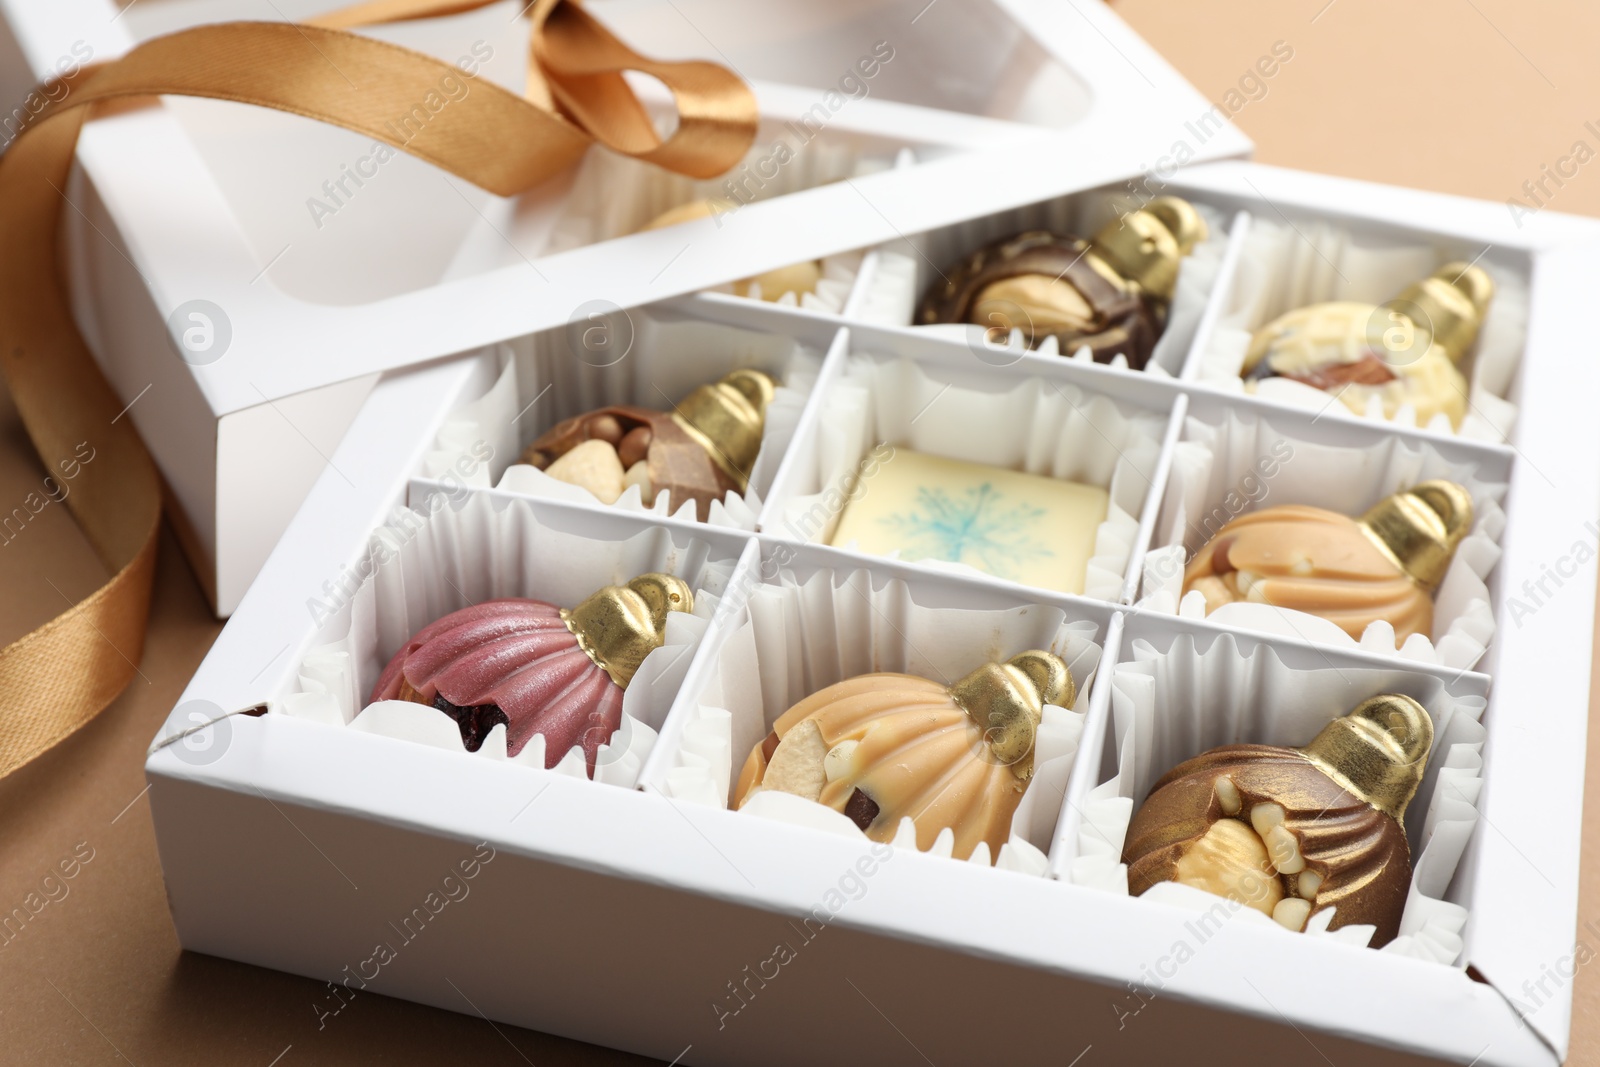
371 574 693 776
733 651 1075 861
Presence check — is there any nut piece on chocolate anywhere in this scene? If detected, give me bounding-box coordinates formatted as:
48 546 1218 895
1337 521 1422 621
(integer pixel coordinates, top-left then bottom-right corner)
1182 480 1473 643
520 369 776 522
916 197 1206 368
732 651 1075 861
1122 694 1434 946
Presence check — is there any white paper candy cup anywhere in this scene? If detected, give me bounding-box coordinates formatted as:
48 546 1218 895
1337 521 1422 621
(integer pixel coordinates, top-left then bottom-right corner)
773 354 1163 602
1137 407 1507 669
1071 629 1485 966
283 492 736 788
1194 213 1528 443
420 315 826 529
655 564 1104 873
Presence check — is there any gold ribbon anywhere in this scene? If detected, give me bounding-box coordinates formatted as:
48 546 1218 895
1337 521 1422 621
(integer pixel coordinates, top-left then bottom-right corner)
0 0 756 777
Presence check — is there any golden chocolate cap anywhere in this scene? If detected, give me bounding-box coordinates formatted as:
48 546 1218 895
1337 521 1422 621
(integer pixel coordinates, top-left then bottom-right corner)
562 573 694 688
1300 694 1434 819
1387 263 1494 364
670 369 777 491
1359 480 1474 591
1090 196 1207 302
950 650 1075 778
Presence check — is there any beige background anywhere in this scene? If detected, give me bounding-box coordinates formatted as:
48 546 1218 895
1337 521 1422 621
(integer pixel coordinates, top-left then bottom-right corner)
5 0 1600 1062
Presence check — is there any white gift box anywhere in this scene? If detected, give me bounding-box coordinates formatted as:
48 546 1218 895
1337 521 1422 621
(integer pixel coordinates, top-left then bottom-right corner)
0 0 1557 1059
0 0 1248 612
141 156 1600 1066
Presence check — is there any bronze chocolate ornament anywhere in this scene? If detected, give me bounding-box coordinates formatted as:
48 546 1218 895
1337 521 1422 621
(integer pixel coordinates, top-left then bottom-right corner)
1183 480 1473 643
1122 694 1433 947
733 651 1075 861
1243 263 1495 429
916 196 1207 368
521 369 776 522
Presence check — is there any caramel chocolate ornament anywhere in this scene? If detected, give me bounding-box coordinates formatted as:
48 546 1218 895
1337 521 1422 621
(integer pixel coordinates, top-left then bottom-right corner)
1183 480 1473 643
1123 694 1433 946
522 369 776 522
916 196 1206 368
1244 263 1494 429
733 651 1075 860
370 573 692 776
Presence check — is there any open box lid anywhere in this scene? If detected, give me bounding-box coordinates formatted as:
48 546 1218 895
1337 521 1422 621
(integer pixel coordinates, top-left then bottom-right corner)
1 0 1251 416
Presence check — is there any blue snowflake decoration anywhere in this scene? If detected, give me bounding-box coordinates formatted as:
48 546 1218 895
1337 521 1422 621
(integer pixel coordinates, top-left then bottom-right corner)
882 483 1052 580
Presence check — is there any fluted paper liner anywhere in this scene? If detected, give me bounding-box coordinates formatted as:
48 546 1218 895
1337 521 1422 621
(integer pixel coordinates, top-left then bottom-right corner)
652 566 1102 872
1138 408 1506 669
1195 214 1527 443
1070 632 1485 965
856 198 1231 377
284 492 732 788
775 355 1160 602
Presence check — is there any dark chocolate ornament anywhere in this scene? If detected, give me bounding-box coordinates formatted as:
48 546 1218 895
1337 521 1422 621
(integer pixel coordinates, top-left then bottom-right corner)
917 197 1206 369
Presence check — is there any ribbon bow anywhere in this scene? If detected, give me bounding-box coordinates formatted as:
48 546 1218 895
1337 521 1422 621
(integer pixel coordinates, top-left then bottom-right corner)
0 0 757 777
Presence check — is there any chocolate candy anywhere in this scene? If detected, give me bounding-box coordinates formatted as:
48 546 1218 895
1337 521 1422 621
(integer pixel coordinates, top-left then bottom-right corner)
522 369 776 522
370 574 693 775
1123 694 1433 946
1183 480 1473 643
916 197 1206 368
829 448 1109 595
1244 263 1494 428
733 651 1075 860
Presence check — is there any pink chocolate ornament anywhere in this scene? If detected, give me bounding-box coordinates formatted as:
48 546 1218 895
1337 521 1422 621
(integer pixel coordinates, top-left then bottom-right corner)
371 599 622 773
369 574 694 777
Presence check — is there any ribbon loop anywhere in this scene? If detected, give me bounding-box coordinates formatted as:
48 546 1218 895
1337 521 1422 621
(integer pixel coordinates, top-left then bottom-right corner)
535 1 758 178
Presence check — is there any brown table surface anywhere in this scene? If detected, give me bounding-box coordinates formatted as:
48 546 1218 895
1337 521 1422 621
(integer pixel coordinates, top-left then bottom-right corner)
6 1 1600 1063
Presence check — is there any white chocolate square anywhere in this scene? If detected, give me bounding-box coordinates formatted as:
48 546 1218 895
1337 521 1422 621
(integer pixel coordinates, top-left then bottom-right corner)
829 449 1109 594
